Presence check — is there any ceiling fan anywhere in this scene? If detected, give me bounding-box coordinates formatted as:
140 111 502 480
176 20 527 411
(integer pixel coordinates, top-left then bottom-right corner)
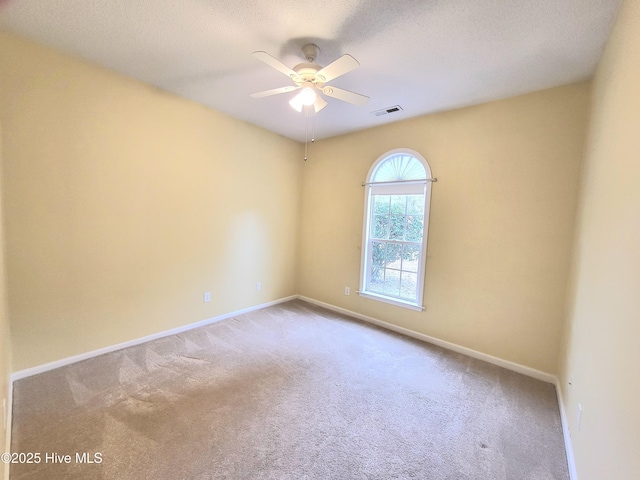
250 43 369 113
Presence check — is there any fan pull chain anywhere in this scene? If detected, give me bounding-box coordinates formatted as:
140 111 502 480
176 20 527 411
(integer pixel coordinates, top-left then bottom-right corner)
303 106 317 161
304 106 309 161
302 105 319 161
304 136 308 161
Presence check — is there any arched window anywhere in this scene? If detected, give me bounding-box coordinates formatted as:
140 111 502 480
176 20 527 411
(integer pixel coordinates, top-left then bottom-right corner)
359 149 433 311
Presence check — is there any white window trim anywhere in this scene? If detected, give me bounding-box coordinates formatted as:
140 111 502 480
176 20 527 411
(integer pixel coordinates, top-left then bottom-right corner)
357 291 426 311
358 148 433 311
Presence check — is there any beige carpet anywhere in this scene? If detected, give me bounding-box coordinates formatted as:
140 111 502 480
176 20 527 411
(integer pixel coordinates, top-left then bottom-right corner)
10 300 569 479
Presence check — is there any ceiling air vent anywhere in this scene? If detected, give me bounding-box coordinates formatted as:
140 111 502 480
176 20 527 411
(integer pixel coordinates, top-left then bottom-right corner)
372 105 403 117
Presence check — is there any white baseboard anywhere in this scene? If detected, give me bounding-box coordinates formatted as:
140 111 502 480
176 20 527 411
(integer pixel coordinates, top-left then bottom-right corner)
555 381 578 480
11 295 297 382
297 295 557 384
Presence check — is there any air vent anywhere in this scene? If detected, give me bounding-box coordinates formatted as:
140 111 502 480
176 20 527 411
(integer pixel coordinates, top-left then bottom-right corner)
372 105 403 117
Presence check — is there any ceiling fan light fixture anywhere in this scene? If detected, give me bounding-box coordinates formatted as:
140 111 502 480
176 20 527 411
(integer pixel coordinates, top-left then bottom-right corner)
289 84 316 112
288 94 304 112
299 86 316 106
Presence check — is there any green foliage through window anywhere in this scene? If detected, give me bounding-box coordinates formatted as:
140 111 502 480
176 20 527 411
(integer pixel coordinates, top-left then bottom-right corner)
369 194 425 301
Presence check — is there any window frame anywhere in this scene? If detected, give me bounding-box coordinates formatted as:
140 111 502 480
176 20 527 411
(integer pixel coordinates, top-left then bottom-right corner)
359 149 433 311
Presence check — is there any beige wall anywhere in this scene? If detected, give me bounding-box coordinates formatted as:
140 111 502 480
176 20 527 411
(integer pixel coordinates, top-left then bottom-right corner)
299 83 590 374
0 31 301 371
0 123 11 480
558 1 640 479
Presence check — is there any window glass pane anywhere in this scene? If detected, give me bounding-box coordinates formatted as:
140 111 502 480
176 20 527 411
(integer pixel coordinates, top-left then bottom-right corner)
390 195 407 214
385 243 402 269
400 272 418 299
372 155 426 182
373 195 390 214
402 245 420 272
369 267 384 293
372 215 389 239
371 242 385 266
406 195 425 215
390 215 405 240
405 215 424 242
383 269 400 296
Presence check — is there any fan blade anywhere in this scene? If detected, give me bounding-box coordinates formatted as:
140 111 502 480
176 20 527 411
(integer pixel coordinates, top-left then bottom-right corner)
322 86 369 106
314 96 328 113
315 54 360 82
252 51 299 79
250 85 299 98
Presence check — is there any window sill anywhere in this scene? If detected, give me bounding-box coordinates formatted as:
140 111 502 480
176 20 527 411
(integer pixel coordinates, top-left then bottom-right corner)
357 291 425 312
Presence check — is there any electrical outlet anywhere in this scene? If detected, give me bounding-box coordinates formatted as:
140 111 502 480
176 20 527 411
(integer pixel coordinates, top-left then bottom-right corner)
577 403 583 431
256 282 261 291
204 292 211 303
345 286 350 295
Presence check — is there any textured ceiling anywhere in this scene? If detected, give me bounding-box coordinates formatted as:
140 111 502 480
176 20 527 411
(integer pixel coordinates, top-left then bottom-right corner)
0 0 621 142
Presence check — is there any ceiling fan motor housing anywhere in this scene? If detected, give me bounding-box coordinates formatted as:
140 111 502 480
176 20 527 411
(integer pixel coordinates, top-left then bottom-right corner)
292 62 325 86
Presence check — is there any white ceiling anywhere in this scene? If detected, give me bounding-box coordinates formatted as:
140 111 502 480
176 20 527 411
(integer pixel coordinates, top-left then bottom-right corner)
0 0 621 142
